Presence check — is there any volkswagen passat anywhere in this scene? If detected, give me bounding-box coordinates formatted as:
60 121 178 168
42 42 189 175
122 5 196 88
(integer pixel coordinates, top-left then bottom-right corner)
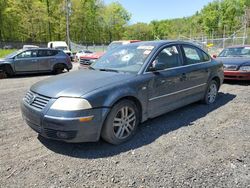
21 41 224 145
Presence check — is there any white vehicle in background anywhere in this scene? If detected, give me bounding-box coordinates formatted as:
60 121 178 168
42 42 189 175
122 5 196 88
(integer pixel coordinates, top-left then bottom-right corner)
48 41 73 61
23 45 39 50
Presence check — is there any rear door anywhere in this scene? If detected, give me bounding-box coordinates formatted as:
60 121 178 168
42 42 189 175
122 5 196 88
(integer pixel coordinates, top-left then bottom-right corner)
37 49 55 71
180 44 211 96
14 50 38 72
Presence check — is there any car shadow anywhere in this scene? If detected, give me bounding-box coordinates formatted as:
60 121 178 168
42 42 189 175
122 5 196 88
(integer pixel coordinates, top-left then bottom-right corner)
224 80 250 86
39 92 236 159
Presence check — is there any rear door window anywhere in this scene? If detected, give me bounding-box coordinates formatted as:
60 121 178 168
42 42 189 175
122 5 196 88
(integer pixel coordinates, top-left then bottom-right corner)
182 45 210 65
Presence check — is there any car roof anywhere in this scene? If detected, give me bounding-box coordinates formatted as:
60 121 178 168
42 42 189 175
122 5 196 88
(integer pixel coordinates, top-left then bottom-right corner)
226 45 250 48
127 40 200 47
23 48 59 51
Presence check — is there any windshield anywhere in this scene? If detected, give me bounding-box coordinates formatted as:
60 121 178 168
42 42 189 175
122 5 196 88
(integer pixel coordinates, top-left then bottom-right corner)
55 46 68 51
91 44 155 73
4 50 23 58
218 47 250 57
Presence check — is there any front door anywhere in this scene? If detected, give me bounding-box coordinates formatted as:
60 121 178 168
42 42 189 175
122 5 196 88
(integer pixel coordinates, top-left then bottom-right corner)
14 50 38 72
147 45 187 118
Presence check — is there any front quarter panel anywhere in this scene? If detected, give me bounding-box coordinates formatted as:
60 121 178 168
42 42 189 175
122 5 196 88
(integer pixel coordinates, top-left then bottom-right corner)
82 74 152 122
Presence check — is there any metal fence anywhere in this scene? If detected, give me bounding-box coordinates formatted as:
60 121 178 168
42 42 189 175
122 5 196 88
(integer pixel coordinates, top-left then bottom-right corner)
70 41 108 53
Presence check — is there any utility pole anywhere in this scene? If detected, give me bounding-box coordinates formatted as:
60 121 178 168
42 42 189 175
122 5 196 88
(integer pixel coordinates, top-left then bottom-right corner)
65 0 71 50
243 9 249 45
223 25 226 49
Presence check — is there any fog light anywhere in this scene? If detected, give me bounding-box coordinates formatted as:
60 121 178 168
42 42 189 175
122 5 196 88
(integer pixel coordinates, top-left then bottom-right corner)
56 131 68 139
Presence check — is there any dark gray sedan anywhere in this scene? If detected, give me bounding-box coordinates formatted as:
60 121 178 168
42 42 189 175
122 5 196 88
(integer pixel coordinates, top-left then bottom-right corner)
0 48 72 77
21 41 224 145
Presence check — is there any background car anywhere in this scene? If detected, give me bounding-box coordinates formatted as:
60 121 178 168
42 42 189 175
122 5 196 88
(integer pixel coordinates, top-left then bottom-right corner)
0 48 72 77
23 45 39 50
215 45 250 80
74 50 93 62
107 40 141 51
21 41 223 145
78 51 105 69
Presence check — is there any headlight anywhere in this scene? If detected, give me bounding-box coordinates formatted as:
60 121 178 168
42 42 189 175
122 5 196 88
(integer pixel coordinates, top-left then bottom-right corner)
239 66 250 72
50 97 92 111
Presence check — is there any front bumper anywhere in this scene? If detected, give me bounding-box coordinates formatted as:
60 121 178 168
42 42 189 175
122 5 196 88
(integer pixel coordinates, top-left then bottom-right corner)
224 71 250 80
21 100 109 143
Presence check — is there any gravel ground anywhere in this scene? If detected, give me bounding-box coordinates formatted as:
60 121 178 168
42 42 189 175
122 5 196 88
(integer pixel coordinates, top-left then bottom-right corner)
0 66 250 188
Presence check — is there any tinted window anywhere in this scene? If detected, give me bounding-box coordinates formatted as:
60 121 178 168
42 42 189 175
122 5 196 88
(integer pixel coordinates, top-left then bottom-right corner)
38 50 58 57
150 45 182 70
38 50 47 57
48 50 58 56
16 50 37 59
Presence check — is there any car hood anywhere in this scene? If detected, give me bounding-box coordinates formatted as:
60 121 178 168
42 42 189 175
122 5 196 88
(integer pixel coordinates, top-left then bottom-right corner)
216 57 250 66
31 70 135 98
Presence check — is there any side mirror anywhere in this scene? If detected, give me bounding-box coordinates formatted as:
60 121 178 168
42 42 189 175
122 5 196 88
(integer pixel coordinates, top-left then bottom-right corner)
212 54 217 59
148 61 165 72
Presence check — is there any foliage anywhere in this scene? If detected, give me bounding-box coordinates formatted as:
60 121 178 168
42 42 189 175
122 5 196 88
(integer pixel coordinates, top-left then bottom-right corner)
0 0 249 43
0 49 16 58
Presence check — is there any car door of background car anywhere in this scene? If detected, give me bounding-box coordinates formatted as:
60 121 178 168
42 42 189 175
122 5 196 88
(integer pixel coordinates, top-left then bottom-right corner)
146 44 190 118
14 50 38 72
37 50 54 71
180 44 211 99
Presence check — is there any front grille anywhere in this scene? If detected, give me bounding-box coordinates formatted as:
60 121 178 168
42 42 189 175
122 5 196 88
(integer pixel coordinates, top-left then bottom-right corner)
80 58 96 65
24 91 50 110
223 64 238 71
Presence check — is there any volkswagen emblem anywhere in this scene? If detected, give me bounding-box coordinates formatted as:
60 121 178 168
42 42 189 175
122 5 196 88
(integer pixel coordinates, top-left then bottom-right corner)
28 94 36 104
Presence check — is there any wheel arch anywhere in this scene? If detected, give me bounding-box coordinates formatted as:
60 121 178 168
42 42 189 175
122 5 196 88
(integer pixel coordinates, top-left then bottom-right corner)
110 96 143 123
0 63 14 76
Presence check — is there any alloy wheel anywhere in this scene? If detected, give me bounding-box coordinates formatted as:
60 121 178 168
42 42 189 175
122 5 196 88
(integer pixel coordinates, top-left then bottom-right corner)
113 106 136 139
207 83 218 103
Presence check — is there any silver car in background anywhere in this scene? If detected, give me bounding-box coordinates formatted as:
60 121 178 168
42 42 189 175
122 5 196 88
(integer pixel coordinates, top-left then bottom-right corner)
0 48 72 77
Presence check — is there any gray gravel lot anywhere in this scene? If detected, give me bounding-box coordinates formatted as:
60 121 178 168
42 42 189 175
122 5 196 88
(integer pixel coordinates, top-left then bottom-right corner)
0 66 250 188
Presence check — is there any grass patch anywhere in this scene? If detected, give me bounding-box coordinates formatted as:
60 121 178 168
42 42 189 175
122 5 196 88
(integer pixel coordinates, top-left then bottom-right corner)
0 49 16 58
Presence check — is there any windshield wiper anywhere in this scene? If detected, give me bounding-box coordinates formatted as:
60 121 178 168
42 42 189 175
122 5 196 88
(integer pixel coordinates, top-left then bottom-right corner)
99 68 119 73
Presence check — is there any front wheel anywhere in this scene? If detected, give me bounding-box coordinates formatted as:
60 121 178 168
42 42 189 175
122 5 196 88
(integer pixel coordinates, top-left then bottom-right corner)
203 80 218 104
101 100 139 145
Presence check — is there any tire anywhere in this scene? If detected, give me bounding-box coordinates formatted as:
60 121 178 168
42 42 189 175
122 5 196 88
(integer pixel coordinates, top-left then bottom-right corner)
202 80 219 104
53 64 65 74
0 65 14 77
101 100 139 145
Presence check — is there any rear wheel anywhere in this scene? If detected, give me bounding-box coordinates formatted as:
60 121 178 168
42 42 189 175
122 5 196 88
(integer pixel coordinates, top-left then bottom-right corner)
203 80 218 104
101 100 139 145
53 64 65 74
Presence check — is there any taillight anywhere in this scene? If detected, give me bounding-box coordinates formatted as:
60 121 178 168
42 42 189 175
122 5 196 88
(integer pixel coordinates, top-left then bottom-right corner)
67 56 71 64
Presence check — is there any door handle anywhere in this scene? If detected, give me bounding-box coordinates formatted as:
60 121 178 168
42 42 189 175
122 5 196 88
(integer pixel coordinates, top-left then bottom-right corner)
180 73 187 81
